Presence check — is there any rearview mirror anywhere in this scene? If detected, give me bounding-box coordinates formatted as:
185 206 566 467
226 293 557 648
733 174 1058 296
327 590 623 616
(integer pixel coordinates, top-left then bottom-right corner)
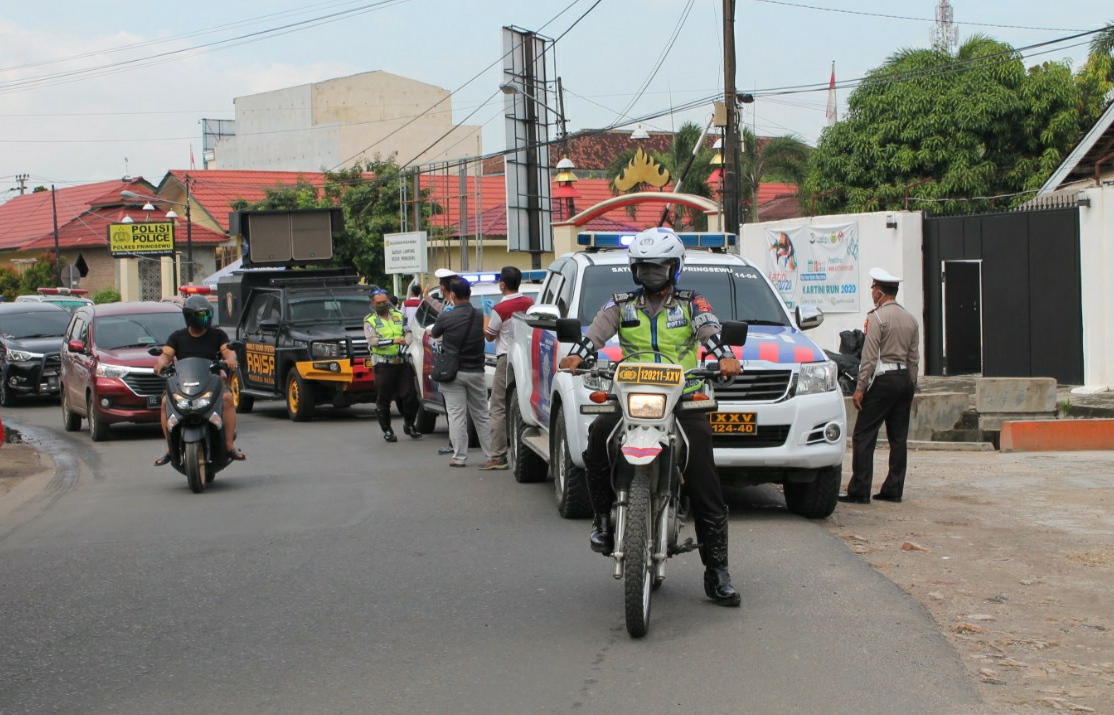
720 321 749 347
555 318 582 343
795 305 824 331
524 305 560 330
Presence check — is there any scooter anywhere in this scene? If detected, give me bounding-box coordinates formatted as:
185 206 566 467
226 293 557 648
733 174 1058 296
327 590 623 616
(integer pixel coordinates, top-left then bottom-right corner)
150 345 240 494
556 318 748 638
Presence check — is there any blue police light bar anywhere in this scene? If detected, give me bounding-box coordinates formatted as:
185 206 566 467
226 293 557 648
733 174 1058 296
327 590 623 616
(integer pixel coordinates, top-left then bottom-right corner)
458 269 549 284
577 232 737 249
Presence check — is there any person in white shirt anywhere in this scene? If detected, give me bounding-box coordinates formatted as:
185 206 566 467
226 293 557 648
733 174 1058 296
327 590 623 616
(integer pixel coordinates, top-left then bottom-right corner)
479 266 535 470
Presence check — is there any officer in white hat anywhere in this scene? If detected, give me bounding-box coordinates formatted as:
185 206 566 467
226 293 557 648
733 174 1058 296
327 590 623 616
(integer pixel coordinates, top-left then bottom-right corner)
426 268 458 312
839 267 921 505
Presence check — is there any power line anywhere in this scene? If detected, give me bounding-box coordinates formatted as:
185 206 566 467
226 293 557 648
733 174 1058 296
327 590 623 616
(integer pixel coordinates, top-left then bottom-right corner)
613 0 696 125
750 0 1087 33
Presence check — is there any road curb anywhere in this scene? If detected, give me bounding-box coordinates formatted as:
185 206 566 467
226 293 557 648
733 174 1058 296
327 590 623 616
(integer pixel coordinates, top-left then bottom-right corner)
1000 418 1114 452
908 440 995 452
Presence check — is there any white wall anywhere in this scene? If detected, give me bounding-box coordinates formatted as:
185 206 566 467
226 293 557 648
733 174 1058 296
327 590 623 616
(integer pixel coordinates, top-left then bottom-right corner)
1078 185 1114 390
740 211 924 370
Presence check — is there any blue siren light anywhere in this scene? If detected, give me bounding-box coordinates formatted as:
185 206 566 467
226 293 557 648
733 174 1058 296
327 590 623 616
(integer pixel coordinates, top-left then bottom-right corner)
577 232 737 249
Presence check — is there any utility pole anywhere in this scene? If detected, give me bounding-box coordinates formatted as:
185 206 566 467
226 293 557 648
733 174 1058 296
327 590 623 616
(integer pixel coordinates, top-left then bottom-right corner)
722 0 741 236
15 174 29 195
185 175 194 283
51 185 62 286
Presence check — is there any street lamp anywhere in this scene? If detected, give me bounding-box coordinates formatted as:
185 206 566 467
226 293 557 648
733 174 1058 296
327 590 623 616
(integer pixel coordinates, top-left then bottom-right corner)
121 180 194 282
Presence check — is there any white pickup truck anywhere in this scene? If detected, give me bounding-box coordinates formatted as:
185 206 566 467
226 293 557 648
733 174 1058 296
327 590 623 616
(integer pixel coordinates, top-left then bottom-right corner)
504 232 847 520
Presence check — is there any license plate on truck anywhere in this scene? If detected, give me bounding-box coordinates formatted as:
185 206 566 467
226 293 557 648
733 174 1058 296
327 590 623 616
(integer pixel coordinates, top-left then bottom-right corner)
709 412 757 434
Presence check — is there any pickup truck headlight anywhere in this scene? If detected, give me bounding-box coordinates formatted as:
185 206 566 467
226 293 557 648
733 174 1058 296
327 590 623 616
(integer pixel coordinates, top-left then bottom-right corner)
797 361 838 395
5 348 42 362
95 363 130 379
627 393 666 419
311 341 342 359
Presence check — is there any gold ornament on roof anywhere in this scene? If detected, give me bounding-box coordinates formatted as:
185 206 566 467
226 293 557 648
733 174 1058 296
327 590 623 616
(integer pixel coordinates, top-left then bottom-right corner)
614 147 670 191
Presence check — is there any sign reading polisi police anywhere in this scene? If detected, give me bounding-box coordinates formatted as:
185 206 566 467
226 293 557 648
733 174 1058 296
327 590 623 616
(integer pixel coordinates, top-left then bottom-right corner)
106 222 176 257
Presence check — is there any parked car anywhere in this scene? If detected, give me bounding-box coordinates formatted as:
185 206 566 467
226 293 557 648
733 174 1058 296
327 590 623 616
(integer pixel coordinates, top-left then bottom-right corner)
0 302 71 406
15 288 94 314
60 302 184 441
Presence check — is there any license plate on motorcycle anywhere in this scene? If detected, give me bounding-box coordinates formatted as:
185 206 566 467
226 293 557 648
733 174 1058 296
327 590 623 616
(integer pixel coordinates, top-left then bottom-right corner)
615 365 684 386
709 412 757 434
147 395 161 409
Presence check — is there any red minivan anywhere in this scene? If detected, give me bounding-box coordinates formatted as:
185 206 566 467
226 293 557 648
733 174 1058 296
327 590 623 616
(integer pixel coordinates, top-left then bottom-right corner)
60 302 184 441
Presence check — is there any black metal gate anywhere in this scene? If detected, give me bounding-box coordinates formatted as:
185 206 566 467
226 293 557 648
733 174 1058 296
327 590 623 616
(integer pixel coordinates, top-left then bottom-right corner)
923 208 1082 384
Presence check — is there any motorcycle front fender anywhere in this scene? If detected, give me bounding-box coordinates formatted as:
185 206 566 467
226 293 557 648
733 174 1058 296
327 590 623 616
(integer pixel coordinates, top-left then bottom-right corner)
181 425 207 443
620 426 664 465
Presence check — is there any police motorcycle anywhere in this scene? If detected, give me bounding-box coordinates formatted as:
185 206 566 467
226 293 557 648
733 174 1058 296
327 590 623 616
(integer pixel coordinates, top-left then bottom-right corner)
555 318 748 638
149 343 242 494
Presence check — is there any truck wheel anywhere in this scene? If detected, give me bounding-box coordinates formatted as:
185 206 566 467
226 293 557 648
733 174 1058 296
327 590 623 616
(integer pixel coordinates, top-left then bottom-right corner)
0 373 15 407
230 371 254 414
285 371 316 422
508 386 546 484
87 395 110 442
783 465 841 519
553 408 593 518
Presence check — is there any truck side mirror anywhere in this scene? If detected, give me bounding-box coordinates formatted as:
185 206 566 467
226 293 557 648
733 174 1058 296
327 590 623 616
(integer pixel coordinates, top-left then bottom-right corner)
67 339 85 353
259 319 280 333
524 305 560 330
720 321 749 347
554 318 582 342
147 346 162 357
226 341 244 351
795 305 824 331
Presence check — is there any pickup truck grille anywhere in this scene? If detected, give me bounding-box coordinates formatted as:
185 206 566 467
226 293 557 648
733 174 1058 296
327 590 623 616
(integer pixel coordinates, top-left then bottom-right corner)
713 426 790 448
123 373 167 397
713 370 792 402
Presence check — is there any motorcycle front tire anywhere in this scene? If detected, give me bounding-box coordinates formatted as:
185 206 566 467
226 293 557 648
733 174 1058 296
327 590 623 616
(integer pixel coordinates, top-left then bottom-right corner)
185 441 207 494
624 467 653 638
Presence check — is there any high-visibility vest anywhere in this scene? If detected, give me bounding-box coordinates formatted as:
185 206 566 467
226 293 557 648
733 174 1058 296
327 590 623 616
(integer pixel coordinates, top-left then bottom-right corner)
367 309 405 357
615 292 702 394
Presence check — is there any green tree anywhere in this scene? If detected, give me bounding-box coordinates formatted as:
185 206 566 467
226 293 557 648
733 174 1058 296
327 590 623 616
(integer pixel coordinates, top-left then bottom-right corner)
92 288 121 304
18 255 59 294
804 35 1085 216
739 128 810 222
659 122 715 229
1077 22 1114 130
0 266 21 302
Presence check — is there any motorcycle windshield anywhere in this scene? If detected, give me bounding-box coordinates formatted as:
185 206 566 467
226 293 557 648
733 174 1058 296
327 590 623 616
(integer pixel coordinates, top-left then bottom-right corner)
171 358 220 397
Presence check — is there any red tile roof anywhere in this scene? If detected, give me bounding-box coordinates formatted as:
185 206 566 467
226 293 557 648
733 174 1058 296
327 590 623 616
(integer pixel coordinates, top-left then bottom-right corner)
21 207 226 251
0 178 155 251
160 170 331 232
756 192 803 222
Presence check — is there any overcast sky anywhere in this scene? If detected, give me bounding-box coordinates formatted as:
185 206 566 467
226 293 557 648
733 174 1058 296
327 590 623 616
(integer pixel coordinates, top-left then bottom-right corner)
1 0 1110 200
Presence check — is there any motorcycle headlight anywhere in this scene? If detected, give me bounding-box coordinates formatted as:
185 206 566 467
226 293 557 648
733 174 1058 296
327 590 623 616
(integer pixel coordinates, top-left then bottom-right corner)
95 363 130 379
798 361 838 395
6 348 42 362
172 393 191 411
311 341 342 359
627 393 667 419
192 391 213 410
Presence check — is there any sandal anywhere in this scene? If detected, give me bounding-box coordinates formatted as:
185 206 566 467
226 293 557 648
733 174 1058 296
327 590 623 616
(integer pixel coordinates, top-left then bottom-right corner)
228 448 246 461
154 453 171 467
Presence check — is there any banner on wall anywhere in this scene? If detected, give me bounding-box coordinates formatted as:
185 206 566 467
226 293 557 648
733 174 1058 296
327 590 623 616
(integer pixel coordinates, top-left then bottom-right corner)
764 223 860 312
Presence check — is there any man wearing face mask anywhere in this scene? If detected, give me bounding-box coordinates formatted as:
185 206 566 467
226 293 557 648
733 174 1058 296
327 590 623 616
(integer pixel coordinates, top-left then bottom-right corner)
364 289 420 443
558 226 744 607
839 267 920 505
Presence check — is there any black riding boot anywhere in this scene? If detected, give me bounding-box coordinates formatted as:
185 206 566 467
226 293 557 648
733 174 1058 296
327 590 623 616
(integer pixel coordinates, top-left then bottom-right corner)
378 410 397 443
584 449 614 555
695 512 741 607
402 420 421 439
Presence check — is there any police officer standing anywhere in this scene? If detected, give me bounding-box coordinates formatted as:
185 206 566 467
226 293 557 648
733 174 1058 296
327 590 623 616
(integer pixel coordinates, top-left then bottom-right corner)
364 289 421 442
559 227 743 607
839 267 920 504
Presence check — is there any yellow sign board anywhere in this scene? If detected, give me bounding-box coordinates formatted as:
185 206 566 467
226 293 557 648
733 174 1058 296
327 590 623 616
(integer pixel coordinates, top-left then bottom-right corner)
106 222 175 257
615 364 684 386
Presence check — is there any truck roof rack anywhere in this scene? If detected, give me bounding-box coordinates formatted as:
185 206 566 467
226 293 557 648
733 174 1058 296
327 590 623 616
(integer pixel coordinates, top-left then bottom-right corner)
266 271 361 289
577 232 737 252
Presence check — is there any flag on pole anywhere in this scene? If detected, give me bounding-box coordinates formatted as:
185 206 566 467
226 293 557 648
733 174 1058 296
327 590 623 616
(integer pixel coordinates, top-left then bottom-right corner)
825 62 837 126
190 144 197 170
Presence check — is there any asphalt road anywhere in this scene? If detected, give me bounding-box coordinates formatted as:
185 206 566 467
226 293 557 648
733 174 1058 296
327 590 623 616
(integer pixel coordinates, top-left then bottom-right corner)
0 399 982 715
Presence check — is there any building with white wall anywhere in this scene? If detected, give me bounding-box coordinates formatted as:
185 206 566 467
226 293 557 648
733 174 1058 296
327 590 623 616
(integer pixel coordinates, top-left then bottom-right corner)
741 211 925 367
210 71 482 171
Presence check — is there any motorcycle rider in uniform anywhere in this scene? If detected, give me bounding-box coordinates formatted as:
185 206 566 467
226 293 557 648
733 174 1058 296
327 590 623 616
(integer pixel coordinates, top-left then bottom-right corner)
558 226 744 607
364 289 421 442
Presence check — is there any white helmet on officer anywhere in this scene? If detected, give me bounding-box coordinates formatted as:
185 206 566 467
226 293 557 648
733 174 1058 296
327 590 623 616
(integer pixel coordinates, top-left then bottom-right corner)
627 226 685 293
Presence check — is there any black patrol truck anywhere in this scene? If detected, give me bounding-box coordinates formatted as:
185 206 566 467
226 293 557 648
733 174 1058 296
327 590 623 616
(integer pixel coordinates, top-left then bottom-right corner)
217 268 377 421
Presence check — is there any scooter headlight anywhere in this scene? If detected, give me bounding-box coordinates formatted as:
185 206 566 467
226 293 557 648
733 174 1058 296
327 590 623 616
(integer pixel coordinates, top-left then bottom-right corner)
192 391 213 410
172 393 191 411
627 393 666 419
